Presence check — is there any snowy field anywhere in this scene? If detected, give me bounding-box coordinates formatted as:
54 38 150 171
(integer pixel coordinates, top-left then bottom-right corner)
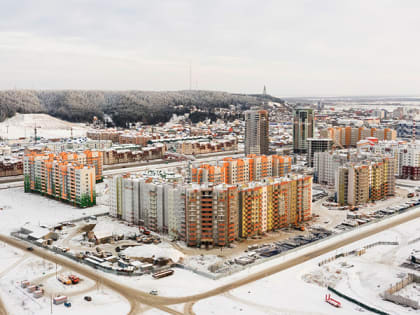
0 113 88 140
0 188 108 234
193 212 420 315
0 254 130 315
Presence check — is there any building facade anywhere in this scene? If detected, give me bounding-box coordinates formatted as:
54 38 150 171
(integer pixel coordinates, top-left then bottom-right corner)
111 173 312 247
293 108 314 154
244 109 269 155
307 138 333 167
335 157 395 206
238 176 312 238
320 126 396 147
24 151 97 207
190 155 292 185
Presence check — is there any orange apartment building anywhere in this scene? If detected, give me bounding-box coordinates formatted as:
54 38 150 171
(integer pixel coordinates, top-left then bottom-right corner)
24 150 102 207
184 174 312 246
190 155 292 185
238 175 312 238
185 184 239 247
320 126 396 147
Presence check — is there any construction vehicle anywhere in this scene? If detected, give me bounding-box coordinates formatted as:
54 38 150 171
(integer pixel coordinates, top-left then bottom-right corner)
293 223 305 231
325 294 341 308
68 275 80 284
58 275 72 285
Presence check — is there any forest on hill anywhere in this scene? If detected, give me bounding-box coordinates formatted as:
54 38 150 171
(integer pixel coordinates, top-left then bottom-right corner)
0 90 284 127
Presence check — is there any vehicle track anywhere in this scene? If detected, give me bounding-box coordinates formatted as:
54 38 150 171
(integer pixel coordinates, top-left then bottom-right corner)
0 207 418 314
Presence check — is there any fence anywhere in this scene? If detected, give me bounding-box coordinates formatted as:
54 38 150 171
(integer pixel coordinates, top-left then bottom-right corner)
318 241 399 267
328 286 390 315
381 273 420 310
408 236 420 245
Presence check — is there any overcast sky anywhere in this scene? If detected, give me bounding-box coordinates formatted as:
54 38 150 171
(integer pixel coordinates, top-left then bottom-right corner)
0 0 419 97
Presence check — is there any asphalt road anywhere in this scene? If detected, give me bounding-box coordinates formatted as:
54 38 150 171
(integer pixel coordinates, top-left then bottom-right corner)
0 207 419 314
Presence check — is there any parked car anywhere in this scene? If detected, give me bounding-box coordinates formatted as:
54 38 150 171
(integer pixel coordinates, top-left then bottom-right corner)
84 296 92 302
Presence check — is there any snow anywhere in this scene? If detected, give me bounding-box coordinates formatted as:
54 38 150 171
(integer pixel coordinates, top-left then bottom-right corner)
107 267 214 297
122 243 184 262
184 255 224 273
193 210 420 315
0 188 108 234
0 113 89 140
0 255 130 315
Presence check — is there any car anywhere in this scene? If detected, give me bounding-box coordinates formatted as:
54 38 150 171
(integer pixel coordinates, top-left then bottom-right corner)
26 247 34 251
64 302 72 307
84 296 92 302
149 289 158 296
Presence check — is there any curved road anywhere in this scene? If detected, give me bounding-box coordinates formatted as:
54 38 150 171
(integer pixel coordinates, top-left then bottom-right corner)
0 208 419 314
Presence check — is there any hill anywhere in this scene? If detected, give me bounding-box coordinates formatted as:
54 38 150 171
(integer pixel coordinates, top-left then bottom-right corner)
0 113 89 140
0 90 284 127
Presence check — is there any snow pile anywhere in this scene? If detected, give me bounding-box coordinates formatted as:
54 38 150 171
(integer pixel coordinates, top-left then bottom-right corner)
302 265 346 288
122 243 184 262
184 255 224 273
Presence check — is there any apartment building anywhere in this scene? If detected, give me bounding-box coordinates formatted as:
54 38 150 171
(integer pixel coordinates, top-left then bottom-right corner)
238 175 312 238
335 157 395 206
397 120 420 139
24 151 97 207
245 108 269 155
102 145 165 165
0 157 23 177
176 138 238 155
111 170 312 247
307 138 333 167
110 172 185 239
313 150 356 186
190 155 292 185
320 126 396 147
368 140 420 180
185 184 239 247
293 108 314 154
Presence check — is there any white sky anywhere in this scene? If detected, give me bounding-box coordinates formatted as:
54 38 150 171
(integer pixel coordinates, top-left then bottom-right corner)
0 0 419 97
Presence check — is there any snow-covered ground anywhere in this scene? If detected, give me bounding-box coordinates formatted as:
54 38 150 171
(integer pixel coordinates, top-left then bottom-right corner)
193 212 420 315
122 243 184 262
0 113 89 140
0 188 108 234
0 255 130 315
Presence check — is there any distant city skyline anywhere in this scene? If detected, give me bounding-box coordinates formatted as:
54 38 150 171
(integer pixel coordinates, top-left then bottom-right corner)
1 1 420 97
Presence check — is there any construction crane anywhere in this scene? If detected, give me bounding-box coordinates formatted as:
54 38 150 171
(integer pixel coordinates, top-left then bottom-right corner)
34 124 41 144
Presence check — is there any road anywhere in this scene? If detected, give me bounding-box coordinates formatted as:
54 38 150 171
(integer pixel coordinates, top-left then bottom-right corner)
0 207 419 314
0 297 7 315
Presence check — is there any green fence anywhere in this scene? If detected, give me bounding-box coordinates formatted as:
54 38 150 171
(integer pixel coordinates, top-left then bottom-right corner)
327 286 390 315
